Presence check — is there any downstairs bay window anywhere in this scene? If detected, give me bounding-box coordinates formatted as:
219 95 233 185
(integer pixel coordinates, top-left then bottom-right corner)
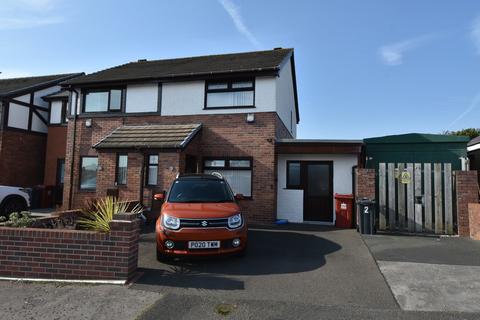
203 158 252 198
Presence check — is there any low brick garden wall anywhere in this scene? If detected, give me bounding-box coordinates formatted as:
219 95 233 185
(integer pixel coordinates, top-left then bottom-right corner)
0 213 140 282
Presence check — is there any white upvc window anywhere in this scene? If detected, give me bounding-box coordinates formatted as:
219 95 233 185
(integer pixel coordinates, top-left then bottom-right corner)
203 158 252 197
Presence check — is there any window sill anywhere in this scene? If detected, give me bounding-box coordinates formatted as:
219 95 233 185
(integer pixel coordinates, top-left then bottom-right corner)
203 106 256 110
69 111 161 119
284 187 302 190
78 189 96 193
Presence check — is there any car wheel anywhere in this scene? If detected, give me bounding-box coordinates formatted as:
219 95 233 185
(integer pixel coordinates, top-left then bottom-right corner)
1 197 27 217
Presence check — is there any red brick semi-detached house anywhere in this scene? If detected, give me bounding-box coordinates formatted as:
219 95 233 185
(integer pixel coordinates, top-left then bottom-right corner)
0 74 82 189
61 48 300 223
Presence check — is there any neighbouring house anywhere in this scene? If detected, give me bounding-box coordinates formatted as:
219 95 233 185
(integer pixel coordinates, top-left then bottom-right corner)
0 74 82 189
467 136 480 184
364 133 470 171
42 89 71 206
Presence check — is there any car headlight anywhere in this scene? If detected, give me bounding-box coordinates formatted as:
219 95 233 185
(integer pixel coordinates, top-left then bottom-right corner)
162 214 180 230
228 213 242 229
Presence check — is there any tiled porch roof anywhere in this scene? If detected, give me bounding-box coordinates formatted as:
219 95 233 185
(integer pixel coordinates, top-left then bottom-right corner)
93 123 202 150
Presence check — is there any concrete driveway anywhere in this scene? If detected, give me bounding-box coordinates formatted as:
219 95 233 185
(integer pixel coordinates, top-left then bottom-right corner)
132 224 399 318
364 234 480 313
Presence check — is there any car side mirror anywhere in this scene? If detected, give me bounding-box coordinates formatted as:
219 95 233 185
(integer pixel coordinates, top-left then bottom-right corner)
234 193 245 200
154 192 165 201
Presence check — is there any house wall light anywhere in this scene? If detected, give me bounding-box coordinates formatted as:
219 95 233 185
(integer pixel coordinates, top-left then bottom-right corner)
246 113 255 123
85 119 92 128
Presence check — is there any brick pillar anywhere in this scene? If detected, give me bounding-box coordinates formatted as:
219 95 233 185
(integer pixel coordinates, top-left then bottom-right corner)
455 171 479 237
468 203 480 240
355 168 376 200
109 213 141 280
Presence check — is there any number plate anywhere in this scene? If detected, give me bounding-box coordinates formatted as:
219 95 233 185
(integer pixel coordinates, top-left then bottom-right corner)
188 241 220 249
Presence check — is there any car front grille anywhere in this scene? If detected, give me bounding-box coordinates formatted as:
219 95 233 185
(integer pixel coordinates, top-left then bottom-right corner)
179 218 229 229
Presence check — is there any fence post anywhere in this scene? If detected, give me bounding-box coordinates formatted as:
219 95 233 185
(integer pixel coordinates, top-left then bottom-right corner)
455 171 479 237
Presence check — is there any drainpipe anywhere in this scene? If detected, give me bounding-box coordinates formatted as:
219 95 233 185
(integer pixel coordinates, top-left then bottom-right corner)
138 148 145 207
67 87 79 210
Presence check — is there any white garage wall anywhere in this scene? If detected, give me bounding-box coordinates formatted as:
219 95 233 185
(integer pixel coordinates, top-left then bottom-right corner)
277 153 358 223
126 84 158 113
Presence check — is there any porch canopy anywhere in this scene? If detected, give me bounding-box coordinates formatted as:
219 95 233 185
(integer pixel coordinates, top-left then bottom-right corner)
93 123 202 149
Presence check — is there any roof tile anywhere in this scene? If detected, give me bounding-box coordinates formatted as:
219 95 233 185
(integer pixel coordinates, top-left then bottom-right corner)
93 124 202 149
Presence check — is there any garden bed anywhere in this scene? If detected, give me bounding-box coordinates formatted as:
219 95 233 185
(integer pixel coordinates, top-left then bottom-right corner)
0 201 142 283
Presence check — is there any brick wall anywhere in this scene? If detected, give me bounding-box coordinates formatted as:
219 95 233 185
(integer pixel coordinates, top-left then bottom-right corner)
275 114 294 140
355 168 376 200
455 171 479 237
469 203 480 240
63 112 282 224
0 129 47 187
43 126 67 186
0 213 140 281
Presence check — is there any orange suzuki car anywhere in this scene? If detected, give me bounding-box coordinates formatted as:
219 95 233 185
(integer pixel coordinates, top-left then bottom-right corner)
155 173 247 261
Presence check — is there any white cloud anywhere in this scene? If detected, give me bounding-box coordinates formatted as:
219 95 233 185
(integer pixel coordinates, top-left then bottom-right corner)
379 34 437 66
470 15 480 54
447 91 480 129
218 0 262 49
0 0 63 30
0 17 63 30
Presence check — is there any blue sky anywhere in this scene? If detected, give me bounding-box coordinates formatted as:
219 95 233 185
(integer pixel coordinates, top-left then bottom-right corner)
1 0 480 139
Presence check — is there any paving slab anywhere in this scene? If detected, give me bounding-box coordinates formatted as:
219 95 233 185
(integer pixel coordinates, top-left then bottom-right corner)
363 233 480 313
378 261 480 313
0 281 161 320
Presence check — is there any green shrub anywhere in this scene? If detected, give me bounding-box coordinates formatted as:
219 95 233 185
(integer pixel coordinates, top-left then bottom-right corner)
77 197 142 232
1 212 35 228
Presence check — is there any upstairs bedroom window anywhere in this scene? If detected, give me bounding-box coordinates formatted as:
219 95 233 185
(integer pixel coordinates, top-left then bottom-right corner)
205 79 254 109
83 89 123 113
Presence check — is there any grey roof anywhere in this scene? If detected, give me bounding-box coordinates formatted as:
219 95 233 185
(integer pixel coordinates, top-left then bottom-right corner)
93 124 202 149
277 139 363 144
468 136 480 147
63 48 293 85
42 89 70 100
0 73 83 98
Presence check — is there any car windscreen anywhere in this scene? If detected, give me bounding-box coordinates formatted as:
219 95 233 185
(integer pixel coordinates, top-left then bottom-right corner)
168 179 234 203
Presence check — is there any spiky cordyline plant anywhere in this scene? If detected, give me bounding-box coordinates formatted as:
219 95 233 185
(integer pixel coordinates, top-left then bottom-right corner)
78 197 143 232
